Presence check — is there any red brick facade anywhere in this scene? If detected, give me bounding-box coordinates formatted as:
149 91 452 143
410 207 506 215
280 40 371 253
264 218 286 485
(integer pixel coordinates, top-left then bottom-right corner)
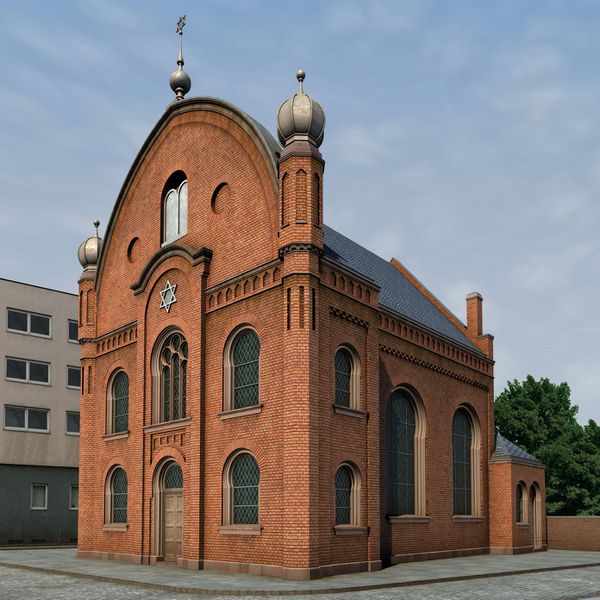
77 94 545 579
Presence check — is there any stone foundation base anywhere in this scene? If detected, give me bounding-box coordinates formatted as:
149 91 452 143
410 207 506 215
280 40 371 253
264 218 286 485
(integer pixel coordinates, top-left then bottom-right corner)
391 546 489 565
77 551 380 580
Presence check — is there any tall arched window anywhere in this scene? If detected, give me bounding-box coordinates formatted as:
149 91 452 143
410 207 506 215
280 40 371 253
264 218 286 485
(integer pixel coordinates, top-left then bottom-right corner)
388 388 426 516
335 463 360 526
389 390 415 515
110 371 129 434
223 451 260 526
224 328 260 412
159 332 188 422
106 467 127 524
452 407 481 516
334 346 359 410
163 174 188 244
516 483 524 523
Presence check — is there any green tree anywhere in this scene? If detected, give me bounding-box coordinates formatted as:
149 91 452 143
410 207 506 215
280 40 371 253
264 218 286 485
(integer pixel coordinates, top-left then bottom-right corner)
495 376 600 515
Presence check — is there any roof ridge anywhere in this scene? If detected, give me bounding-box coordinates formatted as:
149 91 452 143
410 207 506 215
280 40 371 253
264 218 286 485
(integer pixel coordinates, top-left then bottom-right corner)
390 258 469 339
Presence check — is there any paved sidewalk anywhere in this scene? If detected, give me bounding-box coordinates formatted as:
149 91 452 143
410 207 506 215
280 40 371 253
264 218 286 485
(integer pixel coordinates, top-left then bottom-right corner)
1 548 600 596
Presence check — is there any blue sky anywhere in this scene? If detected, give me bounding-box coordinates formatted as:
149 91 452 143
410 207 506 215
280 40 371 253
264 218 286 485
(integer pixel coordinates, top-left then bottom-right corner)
1 1 599 422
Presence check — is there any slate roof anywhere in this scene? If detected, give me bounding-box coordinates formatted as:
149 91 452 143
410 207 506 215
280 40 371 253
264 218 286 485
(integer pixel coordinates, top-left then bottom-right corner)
492 434 543 466
322 225 479 351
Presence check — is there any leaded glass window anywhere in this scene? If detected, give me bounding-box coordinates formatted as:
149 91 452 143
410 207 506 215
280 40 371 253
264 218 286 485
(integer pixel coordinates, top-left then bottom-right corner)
163 180 188 243
389 391 416 515
334 348 352 408
160 333 188 422
111 468 127 524
112 371 129 433
452 409 472 516
335 466 353 525
516 484 524 523
231 453 259 525
164 463 183 489
232 330 259 410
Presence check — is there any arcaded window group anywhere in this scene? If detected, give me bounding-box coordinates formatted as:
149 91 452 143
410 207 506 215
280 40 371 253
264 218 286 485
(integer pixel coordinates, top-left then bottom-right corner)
104 328 483 529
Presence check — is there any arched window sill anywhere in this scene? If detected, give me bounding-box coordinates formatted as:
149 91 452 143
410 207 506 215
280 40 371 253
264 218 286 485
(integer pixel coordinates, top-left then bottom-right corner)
388 515 430 525
333 525 368 536
333 405 366 418
517 522 530 528
452 515 485 523
103 431 129 441
219 404 263 420
219 524 261 535
103 523 128 531
144 417 192 433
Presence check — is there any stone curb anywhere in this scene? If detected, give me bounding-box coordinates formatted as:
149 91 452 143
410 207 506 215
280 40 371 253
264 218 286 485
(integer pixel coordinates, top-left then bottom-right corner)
1 560 600 596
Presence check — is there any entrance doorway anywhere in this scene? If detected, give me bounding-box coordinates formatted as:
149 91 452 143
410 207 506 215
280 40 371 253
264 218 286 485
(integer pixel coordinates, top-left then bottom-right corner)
530 483 542 549
161 462 183 562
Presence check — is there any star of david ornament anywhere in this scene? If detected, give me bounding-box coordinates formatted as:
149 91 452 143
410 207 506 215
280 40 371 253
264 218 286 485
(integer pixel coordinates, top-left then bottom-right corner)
159 280 177 313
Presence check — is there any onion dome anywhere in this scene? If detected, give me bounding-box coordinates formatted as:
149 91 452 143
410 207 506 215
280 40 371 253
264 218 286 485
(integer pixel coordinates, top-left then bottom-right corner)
78 220 103 272
169 16 191 101
277 69 325 148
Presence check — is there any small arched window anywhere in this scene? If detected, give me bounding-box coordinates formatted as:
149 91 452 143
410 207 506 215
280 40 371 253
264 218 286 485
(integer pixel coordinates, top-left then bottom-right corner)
163 173 188 244
224 328 260 412
516 483 524 523
106 467 127 524
452 407 481 516
110 371 129 434
334 346 359 410
159 332 188 422
335 463 360 526
223 451 260 526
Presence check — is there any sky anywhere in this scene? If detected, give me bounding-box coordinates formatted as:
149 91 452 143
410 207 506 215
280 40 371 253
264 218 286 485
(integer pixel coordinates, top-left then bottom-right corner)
0 0 599 422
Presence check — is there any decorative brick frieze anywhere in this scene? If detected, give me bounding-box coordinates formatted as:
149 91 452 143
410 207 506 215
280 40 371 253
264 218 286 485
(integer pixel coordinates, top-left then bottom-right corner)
379 311 492 376
379 343 489 391
92 321 138 356
330 306 370 329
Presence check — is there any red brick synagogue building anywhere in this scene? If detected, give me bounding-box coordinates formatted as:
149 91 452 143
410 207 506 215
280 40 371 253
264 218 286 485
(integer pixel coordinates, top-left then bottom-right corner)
76 55 546 578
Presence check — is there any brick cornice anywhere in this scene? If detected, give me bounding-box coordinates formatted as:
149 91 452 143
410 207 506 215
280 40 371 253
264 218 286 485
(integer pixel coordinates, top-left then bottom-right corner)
379 343 489 391
330 306 369 329
278 242 323 259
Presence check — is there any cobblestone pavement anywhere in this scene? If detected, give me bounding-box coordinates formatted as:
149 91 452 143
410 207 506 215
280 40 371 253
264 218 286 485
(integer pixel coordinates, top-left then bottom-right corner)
3 564 600 600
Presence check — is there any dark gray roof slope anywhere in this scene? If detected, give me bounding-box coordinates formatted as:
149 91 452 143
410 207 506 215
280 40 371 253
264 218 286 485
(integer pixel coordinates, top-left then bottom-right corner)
492 434 543 466
323 226 478 351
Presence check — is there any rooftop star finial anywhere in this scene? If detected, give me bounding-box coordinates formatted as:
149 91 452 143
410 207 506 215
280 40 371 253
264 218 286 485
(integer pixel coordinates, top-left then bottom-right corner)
176 15 186 35
169 15 191 100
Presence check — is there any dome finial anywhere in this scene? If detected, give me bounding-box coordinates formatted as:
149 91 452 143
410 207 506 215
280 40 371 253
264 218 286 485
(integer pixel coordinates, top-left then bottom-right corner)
78 220 103 273
169 15 191 101
277 69 325 148
296 69 305 94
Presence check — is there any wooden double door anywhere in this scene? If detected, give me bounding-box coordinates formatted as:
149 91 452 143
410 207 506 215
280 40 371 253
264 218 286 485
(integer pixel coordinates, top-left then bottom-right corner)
162 490 183 562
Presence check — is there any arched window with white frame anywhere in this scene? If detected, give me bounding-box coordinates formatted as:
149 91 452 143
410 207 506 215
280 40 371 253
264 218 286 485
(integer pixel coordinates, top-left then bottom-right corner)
388 387 426 516
223 327 260 412
105 466 127 524
162 172 188 244
334 345 360 410
452 406 481 516
107 370 129 434
222 451 260 526
516 482 526 523
335 463 361 526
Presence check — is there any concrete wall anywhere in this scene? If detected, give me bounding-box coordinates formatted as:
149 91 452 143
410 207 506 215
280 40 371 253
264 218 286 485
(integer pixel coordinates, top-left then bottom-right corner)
547 516 600 551
0 464 78 544
0 278 79 468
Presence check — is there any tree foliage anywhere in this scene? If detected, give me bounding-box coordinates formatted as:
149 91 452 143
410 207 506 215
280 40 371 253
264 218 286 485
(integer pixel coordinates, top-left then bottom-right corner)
495 375 600 516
